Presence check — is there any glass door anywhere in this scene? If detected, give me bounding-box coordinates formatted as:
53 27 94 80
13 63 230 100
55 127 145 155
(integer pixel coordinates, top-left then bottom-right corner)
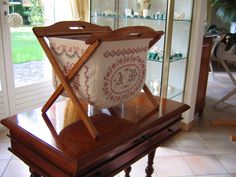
166 0 193 101
0 21 10 128
0 0 10 128
0 0 76 120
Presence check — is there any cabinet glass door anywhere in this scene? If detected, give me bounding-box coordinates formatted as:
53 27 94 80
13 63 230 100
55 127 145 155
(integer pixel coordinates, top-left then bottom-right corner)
90 0 117 29
90 0 194 102
167 0 193 101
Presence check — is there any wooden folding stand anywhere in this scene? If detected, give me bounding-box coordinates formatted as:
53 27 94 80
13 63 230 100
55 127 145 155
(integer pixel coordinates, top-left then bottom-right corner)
33 21 163 139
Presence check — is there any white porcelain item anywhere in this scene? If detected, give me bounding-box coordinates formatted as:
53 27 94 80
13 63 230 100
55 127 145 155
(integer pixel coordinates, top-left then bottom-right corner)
143 9 149 18
230 22 236 33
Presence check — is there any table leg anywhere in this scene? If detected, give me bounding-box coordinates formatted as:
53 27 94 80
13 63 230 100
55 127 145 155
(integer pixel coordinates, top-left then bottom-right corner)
145 150 156 177
124 166 132 177
29 167 41 177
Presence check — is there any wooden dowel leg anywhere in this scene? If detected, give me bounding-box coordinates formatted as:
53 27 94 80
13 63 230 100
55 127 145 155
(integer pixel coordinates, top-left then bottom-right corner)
124 166 132 177
145 150 156 177
41 85 64 113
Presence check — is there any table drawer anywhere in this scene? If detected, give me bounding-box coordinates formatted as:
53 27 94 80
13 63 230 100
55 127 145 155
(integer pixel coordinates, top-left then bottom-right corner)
82 119 182 177
149 120 181 146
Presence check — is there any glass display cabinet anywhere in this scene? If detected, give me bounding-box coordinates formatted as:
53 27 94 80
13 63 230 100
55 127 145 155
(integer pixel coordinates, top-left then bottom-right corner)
90 0 194 102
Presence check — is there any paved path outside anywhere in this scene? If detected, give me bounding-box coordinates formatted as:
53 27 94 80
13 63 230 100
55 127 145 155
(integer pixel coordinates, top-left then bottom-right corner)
13 60 51 87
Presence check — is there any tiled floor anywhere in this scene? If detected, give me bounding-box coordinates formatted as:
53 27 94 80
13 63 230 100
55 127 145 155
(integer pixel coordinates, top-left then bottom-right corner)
0 71 235 177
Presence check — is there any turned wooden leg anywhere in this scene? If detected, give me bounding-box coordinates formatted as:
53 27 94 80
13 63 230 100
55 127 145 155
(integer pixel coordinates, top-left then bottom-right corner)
29 167 41 177
145 150 156 177
124 166 132 177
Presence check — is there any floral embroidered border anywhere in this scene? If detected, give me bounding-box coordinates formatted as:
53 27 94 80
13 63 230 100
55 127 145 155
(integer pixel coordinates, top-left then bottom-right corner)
50 43 85 59
103 46 148 58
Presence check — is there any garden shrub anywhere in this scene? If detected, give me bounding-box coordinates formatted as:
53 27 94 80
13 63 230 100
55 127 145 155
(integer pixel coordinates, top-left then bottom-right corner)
28 0 44 26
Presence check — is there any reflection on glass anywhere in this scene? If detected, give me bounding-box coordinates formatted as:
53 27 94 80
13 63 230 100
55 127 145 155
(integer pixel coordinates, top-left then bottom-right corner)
44 93 160 134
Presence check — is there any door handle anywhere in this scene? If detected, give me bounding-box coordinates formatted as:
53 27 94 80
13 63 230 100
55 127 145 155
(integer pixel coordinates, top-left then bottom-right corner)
2 0 9 16
3 1 8 5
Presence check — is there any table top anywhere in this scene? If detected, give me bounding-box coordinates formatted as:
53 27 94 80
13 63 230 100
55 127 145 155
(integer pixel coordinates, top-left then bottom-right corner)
1 93 189 176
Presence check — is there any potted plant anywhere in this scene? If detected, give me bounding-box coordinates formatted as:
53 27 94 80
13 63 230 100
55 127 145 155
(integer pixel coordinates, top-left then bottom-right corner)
211 0 236 33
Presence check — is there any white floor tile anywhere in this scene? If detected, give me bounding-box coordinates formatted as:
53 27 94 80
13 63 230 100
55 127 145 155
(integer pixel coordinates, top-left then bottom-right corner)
195 174 231 177
154 156 193 177
2 159 31 177
0 143 13 160
0 160 9 175
178 145 212 155
184 155 228 175
216 154 236 173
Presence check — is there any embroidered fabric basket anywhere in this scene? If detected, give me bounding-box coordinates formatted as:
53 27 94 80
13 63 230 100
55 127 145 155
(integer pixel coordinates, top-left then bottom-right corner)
49 37 150 108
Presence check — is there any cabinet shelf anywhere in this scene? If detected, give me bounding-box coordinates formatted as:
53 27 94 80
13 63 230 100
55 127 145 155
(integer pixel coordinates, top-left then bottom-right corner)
168 88 183 100
147 57 187 63
151 87 183 99
91 15 191 22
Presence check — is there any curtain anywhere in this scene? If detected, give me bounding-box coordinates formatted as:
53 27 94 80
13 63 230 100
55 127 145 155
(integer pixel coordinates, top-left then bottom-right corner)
70 0 90 22
41 0 89 24
42 0 75 25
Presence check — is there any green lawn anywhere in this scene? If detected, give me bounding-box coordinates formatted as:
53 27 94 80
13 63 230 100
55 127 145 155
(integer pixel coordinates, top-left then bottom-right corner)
11 29 45 64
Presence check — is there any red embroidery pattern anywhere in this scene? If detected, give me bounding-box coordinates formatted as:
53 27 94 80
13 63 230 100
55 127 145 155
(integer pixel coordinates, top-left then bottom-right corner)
72 72 81 91
83 65 93 104
53 60 80 91
50 42 84 58
103 46 148 58
50 41 85 98
63 62 74 74
102 55 146 104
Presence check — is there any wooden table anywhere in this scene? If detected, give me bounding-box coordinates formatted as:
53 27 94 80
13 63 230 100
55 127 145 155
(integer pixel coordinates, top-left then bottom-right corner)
1 93 189 177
